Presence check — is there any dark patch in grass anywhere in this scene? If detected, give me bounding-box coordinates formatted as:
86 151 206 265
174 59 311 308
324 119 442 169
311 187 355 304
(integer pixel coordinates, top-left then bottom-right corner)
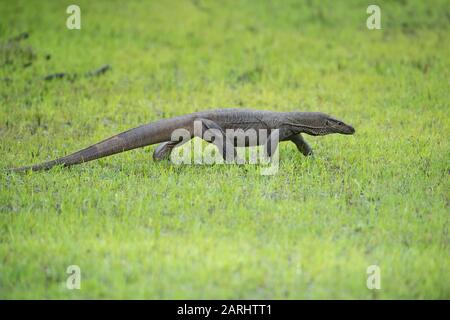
236 66 263 84
44 64 111 81
0 31 35 69
85 64 111 77
44 72 76 81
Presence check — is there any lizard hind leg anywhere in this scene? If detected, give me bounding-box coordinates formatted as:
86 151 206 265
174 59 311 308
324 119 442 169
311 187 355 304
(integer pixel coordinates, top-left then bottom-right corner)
193 117 237 163
153 141 175 161
152 135 193 161
154 118 238 163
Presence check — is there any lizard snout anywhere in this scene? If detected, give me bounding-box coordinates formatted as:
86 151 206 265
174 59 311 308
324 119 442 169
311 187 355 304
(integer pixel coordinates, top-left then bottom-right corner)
347 125 355 134
339 123 355 135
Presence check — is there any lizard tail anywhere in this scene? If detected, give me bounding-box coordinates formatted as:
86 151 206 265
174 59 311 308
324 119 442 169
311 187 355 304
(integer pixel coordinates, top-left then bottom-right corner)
9 120 175 172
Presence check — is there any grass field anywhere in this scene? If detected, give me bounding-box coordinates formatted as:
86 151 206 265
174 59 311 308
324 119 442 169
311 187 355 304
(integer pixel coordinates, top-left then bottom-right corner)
0 0 449 299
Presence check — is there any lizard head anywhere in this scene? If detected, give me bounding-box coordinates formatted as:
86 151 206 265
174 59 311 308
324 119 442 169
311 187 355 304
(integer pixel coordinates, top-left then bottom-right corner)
289 112 355 136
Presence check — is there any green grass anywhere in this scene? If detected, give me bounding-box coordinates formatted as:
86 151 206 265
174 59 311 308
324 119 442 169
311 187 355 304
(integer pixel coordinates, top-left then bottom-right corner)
0 0 449 299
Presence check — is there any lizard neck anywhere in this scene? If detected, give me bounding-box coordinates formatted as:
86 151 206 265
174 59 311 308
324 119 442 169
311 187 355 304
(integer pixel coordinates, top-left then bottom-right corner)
280 112 327 136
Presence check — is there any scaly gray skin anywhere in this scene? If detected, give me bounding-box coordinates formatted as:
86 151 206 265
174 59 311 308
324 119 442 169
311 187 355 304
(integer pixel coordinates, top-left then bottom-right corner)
10 108 355 172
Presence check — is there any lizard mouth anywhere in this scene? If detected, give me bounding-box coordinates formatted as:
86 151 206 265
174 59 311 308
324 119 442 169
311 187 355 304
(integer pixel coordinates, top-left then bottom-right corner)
308 128 328 136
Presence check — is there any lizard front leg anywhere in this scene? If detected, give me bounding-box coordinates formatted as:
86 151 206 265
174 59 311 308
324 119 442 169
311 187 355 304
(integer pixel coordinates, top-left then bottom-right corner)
264 128 299 158
264 130 279 158
289 134 313 156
